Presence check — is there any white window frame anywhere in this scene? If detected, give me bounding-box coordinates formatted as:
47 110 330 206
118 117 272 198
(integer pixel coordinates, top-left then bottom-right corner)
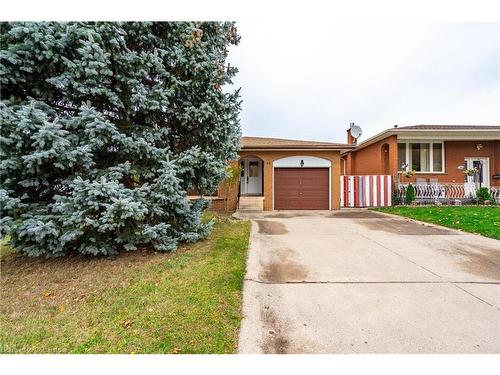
398 141 445 173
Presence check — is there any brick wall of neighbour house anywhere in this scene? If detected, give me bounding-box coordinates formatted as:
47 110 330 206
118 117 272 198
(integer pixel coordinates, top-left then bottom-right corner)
221 150 342 211
344 135 398 176
399 140 499 186
345 138 500 186
344 152 353 174
495 141 500 186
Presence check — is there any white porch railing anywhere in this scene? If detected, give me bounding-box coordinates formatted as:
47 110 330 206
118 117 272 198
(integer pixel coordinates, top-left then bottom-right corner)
398 182 478 200
398 182 500 203
491 187 500 203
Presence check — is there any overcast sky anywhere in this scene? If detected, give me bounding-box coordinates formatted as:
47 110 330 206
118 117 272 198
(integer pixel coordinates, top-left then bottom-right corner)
227 21 500 143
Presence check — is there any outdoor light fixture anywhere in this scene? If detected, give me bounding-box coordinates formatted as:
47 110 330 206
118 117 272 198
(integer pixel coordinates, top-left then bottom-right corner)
300 159 304 167
476 143 483 150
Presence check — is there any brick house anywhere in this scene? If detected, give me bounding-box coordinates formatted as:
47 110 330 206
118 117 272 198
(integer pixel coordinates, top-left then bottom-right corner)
207 125 500 211
209 136 354 211
341 125 500 201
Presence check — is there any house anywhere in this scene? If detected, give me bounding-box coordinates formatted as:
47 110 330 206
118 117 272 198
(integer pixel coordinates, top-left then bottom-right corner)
208 125 500 212
210 136 354 211
341 125 500 202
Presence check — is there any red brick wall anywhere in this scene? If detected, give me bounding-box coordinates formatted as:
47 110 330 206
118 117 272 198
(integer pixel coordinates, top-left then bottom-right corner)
493 140 500 186
212 160 240 212
347 138 499 186
208 198 227 212
345 135 398 176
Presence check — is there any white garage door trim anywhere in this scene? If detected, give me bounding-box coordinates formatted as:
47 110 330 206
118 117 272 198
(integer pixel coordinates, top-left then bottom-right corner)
272 156 332 210
273 155 331 168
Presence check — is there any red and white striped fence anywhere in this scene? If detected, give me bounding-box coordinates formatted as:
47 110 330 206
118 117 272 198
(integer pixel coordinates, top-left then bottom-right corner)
340 175 393 208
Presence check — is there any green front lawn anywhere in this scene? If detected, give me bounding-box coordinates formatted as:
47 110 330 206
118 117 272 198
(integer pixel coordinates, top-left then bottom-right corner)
0 214 251 354
374 206 500 240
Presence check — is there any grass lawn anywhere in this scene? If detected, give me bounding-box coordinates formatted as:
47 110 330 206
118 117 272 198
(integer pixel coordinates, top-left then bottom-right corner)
374 206 500 240
0 214 251 354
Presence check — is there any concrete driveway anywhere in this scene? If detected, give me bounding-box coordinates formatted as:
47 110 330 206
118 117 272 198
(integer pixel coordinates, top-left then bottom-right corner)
236 210 500 353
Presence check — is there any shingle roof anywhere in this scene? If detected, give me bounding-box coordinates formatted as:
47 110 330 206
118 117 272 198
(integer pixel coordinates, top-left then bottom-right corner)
395 125 500 130
241 136 353 149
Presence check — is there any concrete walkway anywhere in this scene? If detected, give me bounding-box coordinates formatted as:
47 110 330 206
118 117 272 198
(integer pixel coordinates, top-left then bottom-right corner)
236 210 500 353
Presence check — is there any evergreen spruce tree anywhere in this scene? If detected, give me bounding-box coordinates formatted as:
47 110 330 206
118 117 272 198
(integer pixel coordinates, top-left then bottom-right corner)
0 22 241 256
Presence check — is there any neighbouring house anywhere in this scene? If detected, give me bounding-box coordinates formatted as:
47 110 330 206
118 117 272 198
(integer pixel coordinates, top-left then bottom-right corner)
209 136 354 211
206 125 500 212
341 125 500 202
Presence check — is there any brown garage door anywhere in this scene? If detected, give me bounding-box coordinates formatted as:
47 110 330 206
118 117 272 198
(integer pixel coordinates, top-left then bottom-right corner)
274 168 329 210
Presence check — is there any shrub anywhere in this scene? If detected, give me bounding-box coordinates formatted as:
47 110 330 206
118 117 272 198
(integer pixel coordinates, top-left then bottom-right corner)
476 187 493 204
405 184 416 204
392 187 402 205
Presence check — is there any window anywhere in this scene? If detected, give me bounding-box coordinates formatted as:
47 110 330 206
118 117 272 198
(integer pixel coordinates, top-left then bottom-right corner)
397 143 406 170
397 142 444 173
411 143 430 172
248 161 259 177
432 143 443 172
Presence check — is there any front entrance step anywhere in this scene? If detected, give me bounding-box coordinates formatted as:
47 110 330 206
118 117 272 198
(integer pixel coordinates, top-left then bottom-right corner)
238 196 264 211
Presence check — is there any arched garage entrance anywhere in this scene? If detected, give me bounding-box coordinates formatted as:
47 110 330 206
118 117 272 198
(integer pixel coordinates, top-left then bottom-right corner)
273 156 331 210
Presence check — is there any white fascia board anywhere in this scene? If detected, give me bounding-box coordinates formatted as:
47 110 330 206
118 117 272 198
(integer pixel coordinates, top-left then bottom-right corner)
273 155 331 168
397 130 500 141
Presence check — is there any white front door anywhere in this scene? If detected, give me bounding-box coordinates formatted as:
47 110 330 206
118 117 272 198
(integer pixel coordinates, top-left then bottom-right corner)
240 159 262 195
465 157 490 188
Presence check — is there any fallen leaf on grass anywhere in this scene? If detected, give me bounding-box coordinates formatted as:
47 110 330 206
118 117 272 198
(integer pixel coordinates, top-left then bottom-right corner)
122 319 134 328
172 347 182 354
43 291 53 298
